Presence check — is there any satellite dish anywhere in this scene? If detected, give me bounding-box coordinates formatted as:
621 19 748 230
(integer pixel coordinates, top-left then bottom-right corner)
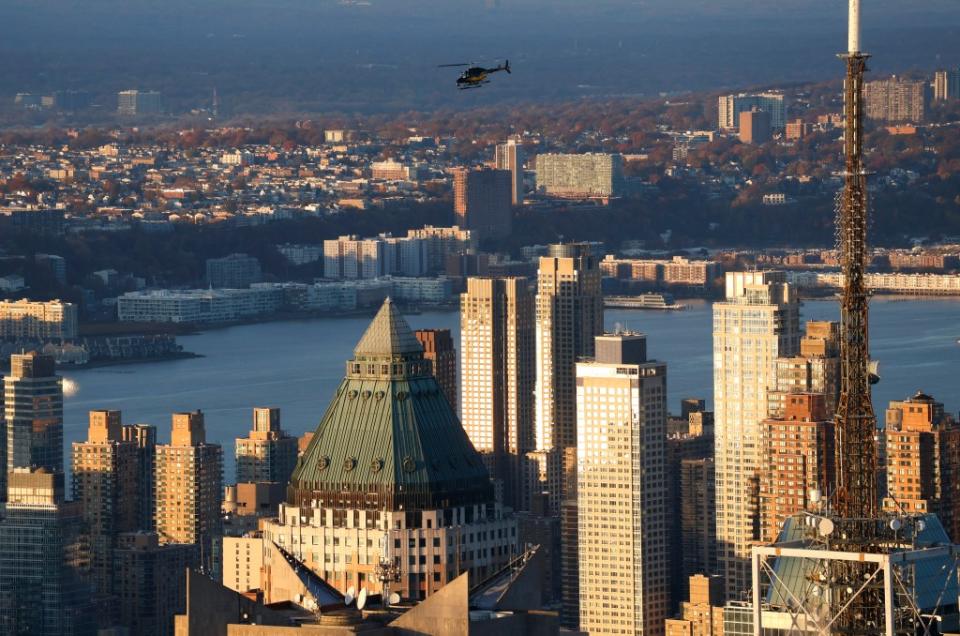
389 592 401 606
344 593 355 606
917 520 926 532
890 518 903 531
818 518 835 537
347 586 356 598
357 588 368 610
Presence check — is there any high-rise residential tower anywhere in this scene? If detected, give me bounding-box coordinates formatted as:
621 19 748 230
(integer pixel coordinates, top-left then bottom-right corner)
459 277 535 508
934 68 960 100
864 76 928 122
5 352 63 478
155 410 223 572
123 423 157 531
534 243 603 511
452 167 513 240
882 391 960 540
495 137 525 206
71 409 140 605
713 271 799 596
414 329 458 414
576 333 669 635
759 393 835 543
235 407 298 485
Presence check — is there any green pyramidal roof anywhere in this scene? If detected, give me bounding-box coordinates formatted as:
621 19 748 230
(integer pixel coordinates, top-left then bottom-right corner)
353 297 425 357
289 298 492 511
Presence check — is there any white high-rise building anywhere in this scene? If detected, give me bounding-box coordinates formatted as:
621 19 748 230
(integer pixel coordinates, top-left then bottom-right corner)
718 92 786 130
495 137 525 206
713 271 799 597
577 333 669 635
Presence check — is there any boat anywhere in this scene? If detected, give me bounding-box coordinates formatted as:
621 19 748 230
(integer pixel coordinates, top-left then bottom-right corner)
603 293 687 310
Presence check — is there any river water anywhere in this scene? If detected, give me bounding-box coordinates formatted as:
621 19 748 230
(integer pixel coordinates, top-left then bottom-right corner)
62 298 960 480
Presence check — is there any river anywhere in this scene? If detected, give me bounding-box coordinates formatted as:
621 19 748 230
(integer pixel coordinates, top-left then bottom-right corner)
62 297 960 480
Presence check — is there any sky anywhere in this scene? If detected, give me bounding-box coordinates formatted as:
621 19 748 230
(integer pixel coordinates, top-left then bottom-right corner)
1 0 958 113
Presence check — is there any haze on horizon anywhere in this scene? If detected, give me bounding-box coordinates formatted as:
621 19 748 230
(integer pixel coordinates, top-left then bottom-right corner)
2 0 958 115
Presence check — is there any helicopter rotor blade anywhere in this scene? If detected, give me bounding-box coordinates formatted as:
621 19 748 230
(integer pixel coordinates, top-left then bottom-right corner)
438 63 472 68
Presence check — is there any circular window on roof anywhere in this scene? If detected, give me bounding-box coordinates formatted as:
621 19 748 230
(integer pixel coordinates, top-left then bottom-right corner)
371 459 384 473
362 390 371 399
348 390 358 399
402 456 417 473
375 391 385 400
343 457 357 472
397 391 407 401
318 456 330 470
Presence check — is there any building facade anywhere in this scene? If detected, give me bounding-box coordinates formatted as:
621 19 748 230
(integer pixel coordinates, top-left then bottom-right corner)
154 410 223 572
576 333 669 635
495 137 525 206
235 407 299 485
206 253 263 288
459 277 535 510
934 68 960 100
5 352 64 481
414 329 458 413
0 299 78 341
453 167 513 240
882 391 960 541
117 89 161 116
260 300 517 603
535 153 624 198
713 271 799 596
718 92 786 130
865 76 928 122
71 409 141 605
759 393 835 544
534 243 603 511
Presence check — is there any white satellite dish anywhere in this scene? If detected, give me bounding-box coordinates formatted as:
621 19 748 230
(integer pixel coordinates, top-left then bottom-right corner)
818 518 835 537
344 593 355 606
389 592 401 606
917 520 926 532
890 518 903 532
347 586 356 599
357 588 368 610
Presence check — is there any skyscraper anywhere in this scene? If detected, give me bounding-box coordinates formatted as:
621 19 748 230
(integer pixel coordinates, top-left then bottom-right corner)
261 299 516 601
0 469 94 636
123 423 157 531
155 410 223 572
117 89 162 116
414 329 458 413
459 277 535 508
453 167 513 240
71 409 140 606
534 243 603 511
495 137 525 206
235 407 298 485
5 352 63 476
713 271 799 596
934 68 960 100
759 393 835 544
576 333 669 635
882 391 960 540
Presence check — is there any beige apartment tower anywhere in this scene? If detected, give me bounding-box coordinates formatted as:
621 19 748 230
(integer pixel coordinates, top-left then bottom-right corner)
414 329 458 413
534 244 603 496
713 271 799 597
460 277 535 509
235 407 298 484
155 410 223 571
71 409 141 602
576 333 669 635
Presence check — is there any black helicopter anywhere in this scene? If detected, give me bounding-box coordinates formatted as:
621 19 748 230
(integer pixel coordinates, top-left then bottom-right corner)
439 60 511 89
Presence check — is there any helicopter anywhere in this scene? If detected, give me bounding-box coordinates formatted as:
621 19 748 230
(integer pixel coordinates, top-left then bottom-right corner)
438 60 511 89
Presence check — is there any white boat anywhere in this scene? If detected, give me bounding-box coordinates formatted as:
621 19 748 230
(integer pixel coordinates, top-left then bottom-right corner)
603 293 686 310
